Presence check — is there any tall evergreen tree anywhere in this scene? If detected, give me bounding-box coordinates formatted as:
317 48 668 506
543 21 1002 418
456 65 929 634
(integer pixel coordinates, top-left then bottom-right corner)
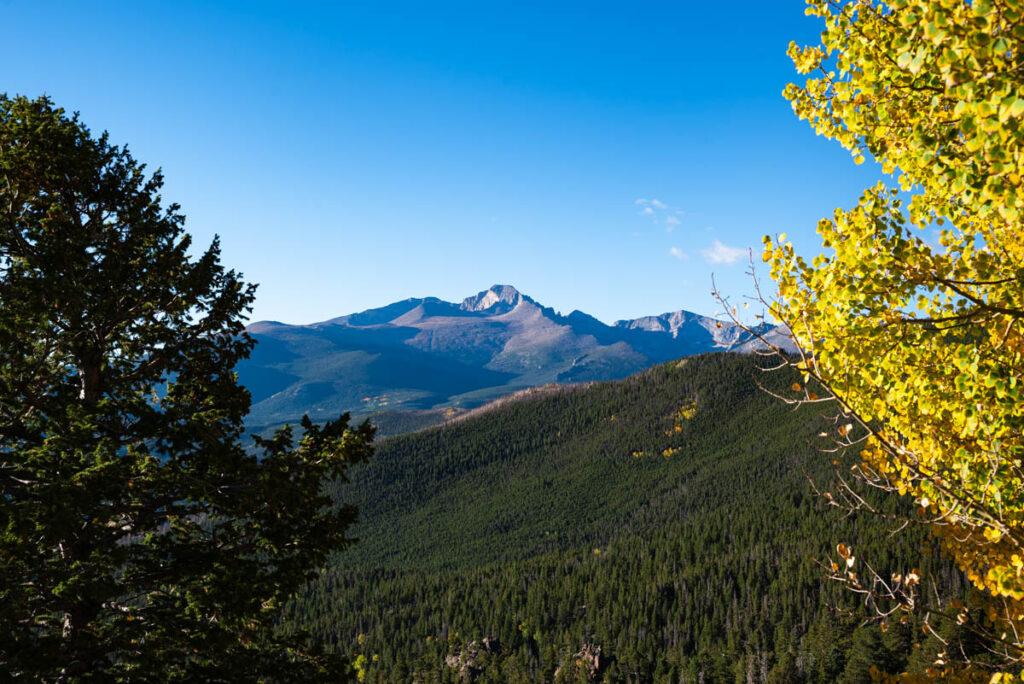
0 95 373 681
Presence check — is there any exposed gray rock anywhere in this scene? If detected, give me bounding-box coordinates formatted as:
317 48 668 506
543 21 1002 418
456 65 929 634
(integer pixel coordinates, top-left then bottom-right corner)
554 642 608 682
443 638 501 681
460 284 525 313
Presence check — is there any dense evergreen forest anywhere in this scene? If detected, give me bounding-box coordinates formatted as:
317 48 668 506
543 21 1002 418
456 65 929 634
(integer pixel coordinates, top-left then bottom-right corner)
286 354 973 682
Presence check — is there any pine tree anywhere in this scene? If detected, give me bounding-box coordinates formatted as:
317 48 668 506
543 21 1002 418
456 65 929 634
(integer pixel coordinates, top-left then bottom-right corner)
0 95 373 680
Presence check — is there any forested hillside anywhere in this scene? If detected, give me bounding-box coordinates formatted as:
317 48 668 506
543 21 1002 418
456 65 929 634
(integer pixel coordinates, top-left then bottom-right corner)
287 354 972 682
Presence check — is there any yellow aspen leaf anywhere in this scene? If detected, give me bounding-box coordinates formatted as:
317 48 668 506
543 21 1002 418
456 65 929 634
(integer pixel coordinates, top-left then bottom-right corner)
777 0 1024 669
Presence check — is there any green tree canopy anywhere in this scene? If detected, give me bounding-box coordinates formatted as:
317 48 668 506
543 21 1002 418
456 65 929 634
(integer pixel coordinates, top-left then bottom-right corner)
0 95 374 681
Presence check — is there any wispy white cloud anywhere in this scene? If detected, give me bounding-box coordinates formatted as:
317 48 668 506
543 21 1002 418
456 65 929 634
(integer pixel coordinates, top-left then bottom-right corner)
635 197 683 232
669 247 688 260
701 239 746 265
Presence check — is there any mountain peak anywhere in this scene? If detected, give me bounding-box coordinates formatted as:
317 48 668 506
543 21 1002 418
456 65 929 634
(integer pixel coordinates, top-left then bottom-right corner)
239 286 794 429
460 284 524 313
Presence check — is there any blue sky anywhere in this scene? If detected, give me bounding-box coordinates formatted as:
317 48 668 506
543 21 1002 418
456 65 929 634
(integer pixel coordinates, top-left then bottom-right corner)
3 1 880 324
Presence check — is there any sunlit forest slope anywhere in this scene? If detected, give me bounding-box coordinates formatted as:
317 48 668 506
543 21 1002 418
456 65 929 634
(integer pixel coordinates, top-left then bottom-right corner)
288 354 972 682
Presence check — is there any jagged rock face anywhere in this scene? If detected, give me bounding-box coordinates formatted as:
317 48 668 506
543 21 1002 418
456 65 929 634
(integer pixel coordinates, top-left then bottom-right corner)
460 284 525 314
238 285 796 430
615 310 694 335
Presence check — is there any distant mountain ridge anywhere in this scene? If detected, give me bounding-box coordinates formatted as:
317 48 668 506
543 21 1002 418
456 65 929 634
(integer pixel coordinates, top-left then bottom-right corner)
239 285 792 430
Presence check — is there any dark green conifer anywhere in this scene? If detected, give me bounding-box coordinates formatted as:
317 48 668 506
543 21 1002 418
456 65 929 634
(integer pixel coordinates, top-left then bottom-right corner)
0 95 373 681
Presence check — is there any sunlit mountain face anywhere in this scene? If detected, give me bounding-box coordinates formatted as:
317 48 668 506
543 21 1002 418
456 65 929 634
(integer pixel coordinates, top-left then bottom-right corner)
238 285 792 432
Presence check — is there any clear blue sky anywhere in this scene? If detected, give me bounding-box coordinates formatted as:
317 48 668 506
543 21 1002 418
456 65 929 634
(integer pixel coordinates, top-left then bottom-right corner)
3 1 879 324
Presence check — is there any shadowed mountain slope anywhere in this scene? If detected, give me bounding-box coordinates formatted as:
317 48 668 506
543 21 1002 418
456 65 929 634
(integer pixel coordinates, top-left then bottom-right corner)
239 285 792 431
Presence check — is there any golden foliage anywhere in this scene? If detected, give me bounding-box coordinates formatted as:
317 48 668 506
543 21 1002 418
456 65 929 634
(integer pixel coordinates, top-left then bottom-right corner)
771 0 1024 673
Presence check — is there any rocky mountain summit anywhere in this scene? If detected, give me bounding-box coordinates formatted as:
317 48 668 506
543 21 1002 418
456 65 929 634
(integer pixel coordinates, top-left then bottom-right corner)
460 284 525 313
238 285 792 430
